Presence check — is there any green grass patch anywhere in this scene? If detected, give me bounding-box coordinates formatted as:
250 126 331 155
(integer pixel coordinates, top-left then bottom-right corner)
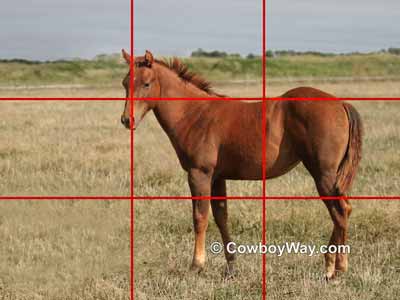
1 53 400 86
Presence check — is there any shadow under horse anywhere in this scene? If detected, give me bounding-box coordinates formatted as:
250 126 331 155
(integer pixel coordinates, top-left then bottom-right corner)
120 49 363 280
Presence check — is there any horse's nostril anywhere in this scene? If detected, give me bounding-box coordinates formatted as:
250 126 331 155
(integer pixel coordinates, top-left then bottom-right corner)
121 116 130 128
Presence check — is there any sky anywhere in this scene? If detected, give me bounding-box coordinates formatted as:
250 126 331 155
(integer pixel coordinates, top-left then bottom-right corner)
0 0 399 60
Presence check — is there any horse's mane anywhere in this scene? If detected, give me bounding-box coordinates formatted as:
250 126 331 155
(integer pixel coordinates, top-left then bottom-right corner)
155 58 225 97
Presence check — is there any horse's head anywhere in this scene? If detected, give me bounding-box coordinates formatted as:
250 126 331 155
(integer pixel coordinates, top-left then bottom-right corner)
120 49 160 130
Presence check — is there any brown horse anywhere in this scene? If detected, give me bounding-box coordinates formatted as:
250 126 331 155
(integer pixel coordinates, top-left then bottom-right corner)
121 49 363 280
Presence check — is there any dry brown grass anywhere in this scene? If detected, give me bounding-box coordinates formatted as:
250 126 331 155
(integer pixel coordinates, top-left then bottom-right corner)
134 200 262 300
0 86 124 99
266 200 400 300
0 95 130 196
0 200 130 299
1 80 399 299
133 79 400 299
267 78 400 98
134 80 400 197
266 80 400 196
134 200 400 300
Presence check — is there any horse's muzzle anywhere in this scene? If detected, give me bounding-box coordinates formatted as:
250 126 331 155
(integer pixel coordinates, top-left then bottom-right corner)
121 115 133 129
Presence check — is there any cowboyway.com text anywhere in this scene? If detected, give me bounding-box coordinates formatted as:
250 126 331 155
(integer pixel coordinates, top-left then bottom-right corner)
209 241 350 257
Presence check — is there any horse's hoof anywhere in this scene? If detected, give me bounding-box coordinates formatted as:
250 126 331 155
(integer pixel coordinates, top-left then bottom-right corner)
223 262 236 280
325 270 345 282
324 275 333 282
324 271 336 281
190 264 204 274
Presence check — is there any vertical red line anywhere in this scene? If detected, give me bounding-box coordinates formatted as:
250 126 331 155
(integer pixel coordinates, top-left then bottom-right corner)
262 1 266 195
262 1 266 100
130 0 134 299
261 0 267 299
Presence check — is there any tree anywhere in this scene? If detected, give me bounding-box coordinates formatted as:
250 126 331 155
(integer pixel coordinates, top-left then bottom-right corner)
266 50 274 57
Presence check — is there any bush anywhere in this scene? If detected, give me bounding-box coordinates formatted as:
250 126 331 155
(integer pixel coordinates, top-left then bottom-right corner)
266 50 274 57
191 48 228 58
388 48 400 55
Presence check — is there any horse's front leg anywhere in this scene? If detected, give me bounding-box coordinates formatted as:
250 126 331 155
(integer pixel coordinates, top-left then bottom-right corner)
188 168 213 272
211 179 236 278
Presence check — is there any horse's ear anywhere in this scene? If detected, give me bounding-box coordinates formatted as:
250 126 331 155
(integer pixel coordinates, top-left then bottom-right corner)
144 50 154 67
121 49 131 64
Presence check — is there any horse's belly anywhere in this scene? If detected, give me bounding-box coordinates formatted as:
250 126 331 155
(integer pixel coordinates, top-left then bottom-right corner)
217 151 264 180
266 160 300 179
265 144 300 179
219 155 299 180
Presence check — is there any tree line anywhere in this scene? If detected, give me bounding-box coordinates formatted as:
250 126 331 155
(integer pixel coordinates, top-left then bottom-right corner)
191 48 400 59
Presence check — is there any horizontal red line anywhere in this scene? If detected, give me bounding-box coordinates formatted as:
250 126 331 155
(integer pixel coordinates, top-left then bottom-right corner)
132 97 263 101
133 196 400 200
132 97 400 101
265 196 400 200
0 195 400 201
0 98 127 101
0 97 260 101
1 96 400 101
0 195 398 201
268 97 400 101
134 196 263 200
0 196 130 200
131 97 400 101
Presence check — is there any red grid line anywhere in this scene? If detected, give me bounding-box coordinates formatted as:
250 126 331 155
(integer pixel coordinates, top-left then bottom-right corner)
131 96 400 101
3 96 400 102
1 196 398 201
0 0 399 299
130 196 134 300
267 97 400 101
0 97 127 101
262 0 267 297
0 196 130 200
264 196 400 200
131 97 263 101
135 196 263 200
132 196 400 200
3 96 397 102
130 0 135 297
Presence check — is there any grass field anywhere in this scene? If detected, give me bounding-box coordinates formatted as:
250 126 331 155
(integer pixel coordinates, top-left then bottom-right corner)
266 53 400 78
134 200 400 300
0 63 399 298
0 95 130 196
266 200 400 300
0 200 129 299
134 200 262 300
132 80 400 298
134 80 400 197
267 80 400 196
3 53 400 88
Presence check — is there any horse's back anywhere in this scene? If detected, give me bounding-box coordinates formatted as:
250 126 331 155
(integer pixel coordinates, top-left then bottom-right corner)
280 87 347 124
281 86 335 98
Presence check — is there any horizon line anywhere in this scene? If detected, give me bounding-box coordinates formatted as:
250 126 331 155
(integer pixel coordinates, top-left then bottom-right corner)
1 47 399 63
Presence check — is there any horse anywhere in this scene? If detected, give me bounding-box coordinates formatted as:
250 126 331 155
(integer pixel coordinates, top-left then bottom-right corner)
120 49 363 280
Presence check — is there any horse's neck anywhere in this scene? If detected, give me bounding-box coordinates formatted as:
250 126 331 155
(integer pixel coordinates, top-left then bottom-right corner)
152 65 215 153
155 64 212 99
152 100 208 154
153 101 202 134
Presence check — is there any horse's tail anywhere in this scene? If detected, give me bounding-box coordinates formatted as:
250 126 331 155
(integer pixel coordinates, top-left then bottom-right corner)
335 103 363 195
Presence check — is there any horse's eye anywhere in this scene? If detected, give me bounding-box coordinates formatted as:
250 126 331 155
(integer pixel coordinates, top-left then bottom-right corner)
144 83 150 88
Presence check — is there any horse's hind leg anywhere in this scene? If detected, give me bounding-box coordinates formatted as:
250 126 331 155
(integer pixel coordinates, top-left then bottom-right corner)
315 173 352 280
210 179 236 278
